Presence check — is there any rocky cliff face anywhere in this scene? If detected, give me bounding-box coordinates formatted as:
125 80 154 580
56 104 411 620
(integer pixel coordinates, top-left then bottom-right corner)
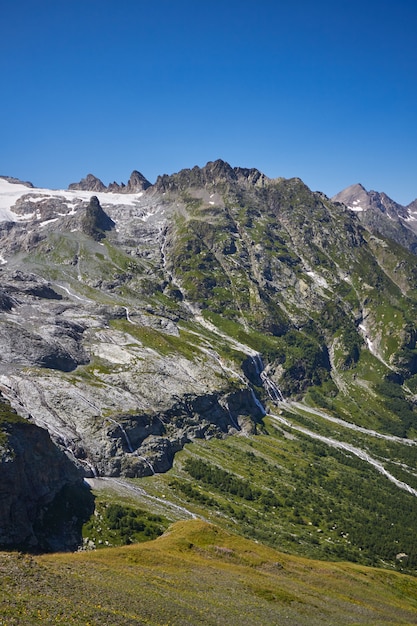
0 164 417 487
0 399 93 551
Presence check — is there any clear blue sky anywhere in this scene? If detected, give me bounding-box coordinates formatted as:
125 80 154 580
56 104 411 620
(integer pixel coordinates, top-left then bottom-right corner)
1 0 416 203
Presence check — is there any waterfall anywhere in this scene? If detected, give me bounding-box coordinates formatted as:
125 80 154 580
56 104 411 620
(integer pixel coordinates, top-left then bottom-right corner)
137 455 156 475
250 355 285 404
108 417 134 452
83 460 99 478
251 354 264 376
249 388 266 416
260 371 285 402
220 399 241 431
108 417 155 474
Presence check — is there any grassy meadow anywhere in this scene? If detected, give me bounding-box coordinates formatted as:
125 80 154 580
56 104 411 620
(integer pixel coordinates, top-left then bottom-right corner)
2 519 417 625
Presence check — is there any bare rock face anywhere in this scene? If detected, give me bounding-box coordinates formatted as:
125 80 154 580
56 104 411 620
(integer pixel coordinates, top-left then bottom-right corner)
407 198 417 212
0 262 265 479
125 170 152 192
0 411 93 552
68 174 106 192
80 196 115 240
0 271 89 374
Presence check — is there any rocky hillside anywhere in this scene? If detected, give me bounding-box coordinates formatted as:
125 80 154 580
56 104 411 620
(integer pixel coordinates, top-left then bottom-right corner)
1 163 417 483
0 397 93 551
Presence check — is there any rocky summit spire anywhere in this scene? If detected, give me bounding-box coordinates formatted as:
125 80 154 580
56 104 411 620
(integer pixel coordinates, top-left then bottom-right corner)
125 170 152 192
68 174 106 192
80 195 114 240
97 170 152 193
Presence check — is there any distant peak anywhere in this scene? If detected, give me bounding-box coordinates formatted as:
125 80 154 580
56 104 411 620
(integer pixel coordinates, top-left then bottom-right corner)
126 170 152 192
332 183 408 220
336 183 367 196
68 171 151 194
332 183 370 204
107 170 151 193
68 174 106 192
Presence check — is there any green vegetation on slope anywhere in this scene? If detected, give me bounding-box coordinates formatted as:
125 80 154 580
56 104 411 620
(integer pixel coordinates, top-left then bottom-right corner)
82 496 168 548
124 422 417 574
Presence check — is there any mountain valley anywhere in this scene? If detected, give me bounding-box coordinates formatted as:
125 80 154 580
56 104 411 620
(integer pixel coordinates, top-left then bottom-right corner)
2 161 417 622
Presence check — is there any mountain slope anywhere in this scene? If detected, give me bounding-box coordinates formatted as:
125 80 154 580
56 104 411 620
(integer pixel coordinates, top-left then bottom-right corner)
1 164 417 570
2 518 417 625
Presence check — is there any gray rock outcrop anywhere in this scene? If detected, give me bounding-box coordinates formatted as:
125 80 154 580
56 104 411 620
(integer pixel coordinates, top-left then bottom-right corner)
0 409 93 552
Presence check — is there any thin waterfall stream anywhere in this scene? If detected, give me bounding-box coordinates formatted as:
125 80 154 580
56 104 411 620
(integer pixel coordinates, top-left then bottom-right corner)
107 417 156 475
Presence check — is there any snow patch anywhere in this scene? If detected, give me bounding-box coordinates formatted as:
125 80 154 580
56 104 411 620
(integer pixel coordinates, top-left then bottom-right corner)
306 271 329 289
0 178 144 222
359 324 374 351
141 210 156 221
39 218 59 227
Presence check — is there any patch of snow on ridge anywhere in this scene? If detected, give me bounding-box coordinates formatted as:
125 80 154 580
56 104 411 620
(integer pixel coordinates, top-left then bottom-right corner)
0 254 7 265
0 178 144 222
0 179 33 221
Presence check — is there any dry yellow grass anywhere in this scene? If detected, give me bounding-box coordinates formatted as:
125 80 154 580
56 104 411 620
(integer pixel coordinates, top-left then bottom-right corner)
1 519 417 625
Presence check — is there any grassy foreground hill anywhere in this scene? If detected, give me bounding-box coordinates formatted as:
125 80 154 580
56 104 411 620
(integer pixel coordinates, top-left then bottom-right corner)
2 519 417 625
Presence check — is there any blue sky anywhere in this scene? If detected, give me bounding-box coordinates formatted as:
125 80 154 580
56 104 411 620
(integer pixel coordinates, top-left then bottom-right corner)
1 0 416 204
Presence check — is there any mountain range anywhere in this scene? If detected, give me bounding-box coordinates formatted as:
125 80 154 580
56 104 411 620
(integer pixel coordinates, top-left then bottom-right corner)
2 161 417 621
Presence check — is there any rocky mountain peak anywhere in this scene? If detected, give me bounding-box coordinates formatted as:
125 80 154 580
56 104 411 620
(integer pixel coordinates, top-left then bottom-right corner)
332 182 417 251
333 183 407 218
332 183 371 210
155 159 268 193
3 161 417 570
126 170 152 192
83 170 152 194
68 174 106 192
